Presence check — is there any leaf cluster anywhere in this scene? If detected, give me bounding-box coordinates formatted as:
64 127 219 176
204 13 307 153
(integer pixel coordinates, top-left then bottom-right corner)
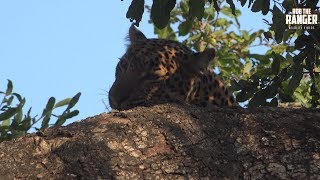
124 0 320 108
237 0 320 107
0 80 81 142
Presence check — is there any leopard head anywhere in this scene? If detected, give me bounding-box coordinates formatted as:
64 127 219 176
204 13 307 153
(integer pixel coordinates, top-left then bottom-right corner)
109 25 216 110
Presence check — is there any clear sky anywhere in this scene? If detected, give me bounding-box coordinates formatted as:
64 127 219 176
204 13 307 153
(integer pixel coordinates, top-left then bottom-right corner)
0 0 269 126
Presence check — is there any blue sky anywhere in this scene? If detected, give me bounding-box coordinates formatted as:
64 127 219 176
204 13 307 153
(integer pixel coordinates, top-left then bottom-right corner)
0 0 269 126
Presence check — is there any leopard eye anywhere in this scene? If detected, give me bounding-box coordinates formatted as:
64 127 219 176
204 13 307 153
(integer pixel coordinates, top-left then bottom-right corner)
147 60 155 68
142 73 159 81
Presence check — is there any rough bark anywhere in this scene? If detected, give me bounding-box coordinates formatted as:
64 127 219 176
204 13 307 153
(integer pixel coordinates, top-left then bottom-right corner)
0 103 319 179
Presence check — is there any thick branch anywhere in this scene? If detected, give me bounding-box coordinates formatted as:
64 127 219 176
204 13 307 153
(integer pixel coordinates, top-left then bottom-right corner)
0 104 319 179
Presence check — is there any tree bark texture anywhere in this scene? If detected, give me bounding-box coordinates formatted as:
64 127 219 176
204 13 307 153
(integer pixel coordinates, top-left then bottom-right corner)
0 103 319 179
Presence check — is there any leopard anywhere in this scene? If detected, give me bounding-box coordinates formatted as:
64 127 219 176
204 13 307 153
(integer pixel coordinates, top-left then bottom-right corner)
109 24 236 110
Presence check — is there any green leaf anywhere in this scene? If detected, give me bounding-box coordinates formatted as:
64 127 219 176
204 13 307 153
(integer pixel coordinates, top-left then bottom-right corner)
155 25 177 40
12 93 22 102
294 34 309 49
1 118 10 127
54 98 71 109
180 1 188 13
266 83 279 98
249 53 267 61
11 107 22 127
188 33 201 42
251 0 262 13
288 65 303 94
20 107 33 131
189 0 204 20
269 98 278 106
282 0 294 12
236 88 256 103
66 92 81 111
216 18 229 27
306 48 317 75
5 80 13 96
272 5 285 43
54 116 65 127
248 0 254 8
243 62 252 74
249 90 267 107
293 50 307 64
263 31 272 41
178 20 193 36
204 4 215 20
271 53 281 74
279 91 294 102
207 36 217 46
282 29 292 42
151 0 176 29
19 98 26 108
64 110 79 119
55 110 79 126
248 30 263 44
262 0 270 15
236 91 247 102
212 0 220 12
221 7 241 17
240 0 247 6
238 79 251 88
230 80 241 91
242 31 250 41
226 0 236 16
5 96 14 106
41 97 55 117
26 107 32 117
20 116 31 130
41 114 51 129
251 0 270 15
126 0 145 26
0 108 17 121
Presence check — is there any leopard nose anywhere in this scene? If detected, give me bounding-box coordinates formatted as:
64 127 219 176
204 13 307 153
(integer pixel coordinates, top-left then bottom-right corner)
109 95 119 110
109 86 129 110
109 76 138 110
109 85 121 110
109 94 125 110
109 95 129 110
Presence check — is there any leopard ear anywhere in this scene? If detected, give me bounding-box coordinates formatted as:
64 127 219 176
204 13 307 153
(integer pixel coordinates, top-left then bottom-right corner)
129 24 147 43
188 48 216 71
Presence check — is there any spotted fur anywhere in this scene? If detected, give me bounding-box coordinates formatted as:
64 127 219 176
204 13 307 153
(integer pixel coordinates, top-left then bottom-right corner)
109 25 236 110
